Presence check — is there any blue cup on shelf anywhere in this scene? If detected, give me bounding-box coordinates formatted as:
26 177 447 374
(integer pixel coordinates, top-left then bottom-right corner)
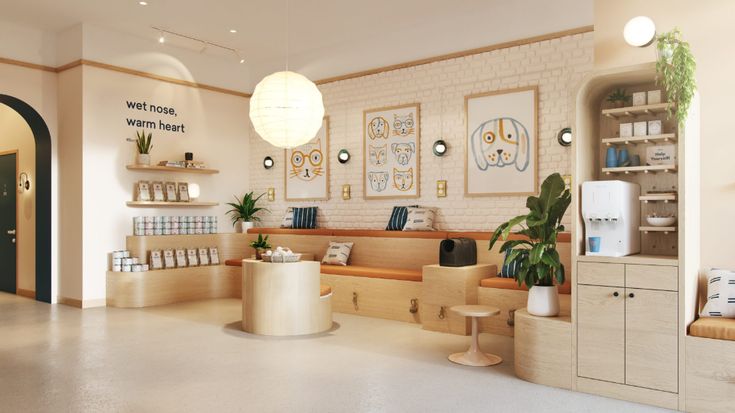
606 147 618 168
588 236 601 253
617 148 629 166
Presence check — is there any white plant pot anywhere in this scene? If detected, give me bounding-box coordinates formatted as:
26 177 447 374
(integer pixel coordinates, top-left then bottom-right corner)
136 153 150 165
527 285 560 317
240 221 255 233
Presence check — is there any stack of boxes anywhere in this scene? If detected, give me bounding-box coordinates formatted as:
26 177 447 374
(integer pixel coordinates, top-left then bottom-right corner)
133 215 218 236
110 250 149 272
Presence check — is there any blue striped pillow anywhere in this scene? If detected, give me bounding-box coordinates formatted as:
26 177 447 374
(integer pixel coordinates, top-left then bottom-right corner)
292 207 318 229
386 205 419 231
499 251 520 278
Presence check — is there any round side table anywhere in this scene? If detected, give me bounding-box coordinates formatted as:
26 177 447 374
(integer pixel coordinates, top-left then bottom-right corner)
448 305 502 367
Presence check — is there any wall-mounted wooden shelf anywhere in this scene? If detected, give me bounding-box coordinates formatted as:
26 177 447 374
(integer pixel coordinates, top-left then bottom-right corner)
126 164 220 174
640 194 677 203
602 164 677 175
126 201 219 208
601 102 674 119
640 226 676 234
602 133 676 146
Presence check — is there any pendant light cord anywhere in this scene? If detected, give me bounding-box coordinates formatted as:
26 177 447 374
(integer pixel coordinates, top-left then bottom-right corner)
285 0 290 71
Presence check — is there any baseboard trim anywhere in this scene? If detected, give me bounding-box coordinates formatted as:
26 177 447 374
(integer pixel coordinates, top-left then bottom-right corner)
57 296 107 308
16 288 36 299
57 296 83 308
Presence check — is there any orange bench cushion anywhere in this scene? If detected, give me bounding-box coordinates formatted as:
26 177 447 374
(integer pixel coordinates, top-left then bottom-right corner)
320 285 332 297
320 264 422 282
689 317 735 341
225 259 243 266
479 277 571 295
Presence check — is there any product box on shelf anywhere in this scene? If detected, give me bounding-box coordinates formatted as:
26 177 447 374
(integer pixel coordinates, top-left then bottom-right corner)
620 123 633 138
648 120 663 135
647 89 662 104
633 121 648 137
632 91 646 106
646 144 677 165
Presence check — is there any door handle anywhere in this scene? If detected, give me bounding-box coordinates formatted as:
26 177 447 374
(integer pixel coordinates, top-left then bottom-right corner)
6 229 15 235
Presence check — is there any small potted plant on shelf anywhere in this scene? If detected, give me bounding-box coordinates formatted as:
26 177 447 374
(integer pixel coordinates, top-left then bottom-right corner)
249 234 271 260
489 173 571 317
606 88 631 108
134 130 153 165
226 192 269 233
656 28 696 124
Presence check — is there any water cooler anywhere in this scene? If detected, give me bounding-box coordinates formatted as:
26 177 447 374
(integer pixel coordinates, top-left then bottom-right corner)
581 180 640 257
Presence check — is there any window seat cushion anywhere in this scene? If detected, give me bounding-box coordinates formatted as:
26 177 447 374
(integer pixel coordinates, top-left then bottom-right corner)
320 264 422 282
689 317 735 341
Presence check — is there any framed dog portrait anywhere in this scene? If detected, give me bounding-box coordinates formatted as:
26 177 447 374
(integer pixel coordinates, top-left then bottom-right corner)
363 103 420 199
465 86 538 196
285 117 329 201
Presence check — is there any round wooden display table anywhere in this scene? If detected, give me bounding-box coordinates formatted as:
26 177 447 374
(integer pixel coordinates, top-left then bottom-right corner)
448 305 502 367
242 259 332 336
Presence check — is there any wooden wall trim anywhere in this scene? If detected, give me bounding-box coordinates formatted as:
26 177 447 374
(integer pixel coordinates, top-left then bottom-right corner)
16 288 36 299
314 25 594 85
0 57 56 73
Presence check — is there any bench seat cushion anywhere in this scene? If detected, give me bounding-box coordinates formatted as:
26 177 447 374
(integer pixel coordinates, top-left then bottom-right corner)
480 276 571 295
320 285 332 297
689 317 735 341
320 264 422 282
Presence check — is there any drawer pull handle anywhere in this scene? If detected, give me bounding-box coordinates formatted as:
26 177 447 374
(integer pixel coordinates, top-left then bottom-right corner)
438 306 446 320
613 291 619 297
629 293 635 298
409 298 419 314
352 292 359 311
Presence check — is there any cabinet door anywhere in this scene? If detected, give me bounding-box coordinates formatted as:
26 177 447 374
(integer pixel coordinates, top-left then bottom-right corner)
626 288 678 392
577 285 625 383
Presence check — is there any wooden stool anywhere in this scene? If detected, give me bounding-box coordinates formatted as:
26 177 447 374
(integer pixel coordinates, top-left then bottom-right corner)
448 305 502 367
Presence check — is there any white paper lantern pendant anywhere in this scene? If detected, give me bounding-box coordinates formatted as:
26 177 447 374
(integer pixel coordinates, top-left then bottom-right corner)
249 71 325 149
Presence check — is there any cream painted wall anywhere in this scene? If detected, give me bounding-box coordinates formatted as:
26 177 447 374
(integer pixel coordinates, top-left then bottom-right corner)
80 65 250 303
0 106 35 292
593 0 733 270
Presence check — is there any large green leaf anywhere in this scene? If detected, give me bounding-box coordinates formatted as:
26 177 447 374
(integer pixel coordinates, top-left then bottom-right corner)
488 222 509 251
502 214 528 239
526 196 541 215
538 173 565 213
529 243 547 265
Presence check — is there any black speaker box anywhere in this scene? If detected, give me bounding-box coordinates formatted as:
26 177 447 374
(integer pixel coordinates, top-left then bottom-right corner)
439 238 477 267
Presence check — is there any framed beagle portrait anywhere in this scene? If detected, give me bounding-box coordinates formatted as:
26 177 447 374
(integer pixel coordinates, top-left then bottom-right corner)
465 86 538 196
284 117 329 201
363 103 420 199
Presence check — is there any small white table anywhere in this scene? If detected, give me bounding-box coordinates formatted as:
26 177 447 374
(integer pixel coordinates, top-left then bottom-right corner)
448 305 503 367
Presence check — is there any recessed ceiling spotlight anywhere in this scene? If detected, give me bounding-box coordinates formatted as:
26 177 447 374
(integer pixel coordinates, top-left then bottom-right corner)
138 1 148 5
229 29 237 33
158 32 165 44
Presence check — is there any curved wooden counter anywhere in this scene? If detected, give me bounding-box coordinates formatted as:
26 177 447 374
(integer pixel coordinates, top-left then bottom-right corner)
514 308 572 390
242 260 332 336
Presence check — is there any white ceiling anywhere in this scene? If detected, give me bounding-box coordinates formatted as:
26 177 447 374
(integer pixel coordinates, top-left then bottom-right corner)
0 0 594 87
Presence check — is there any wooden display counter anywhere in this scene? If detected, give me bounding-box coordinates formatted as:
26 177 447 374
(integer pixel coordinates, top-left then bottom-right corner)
514 308 572 390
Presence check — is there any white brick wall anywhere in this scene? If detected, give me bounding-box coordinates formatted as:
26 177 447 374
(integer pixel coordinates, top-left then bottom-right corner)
249 33 593 231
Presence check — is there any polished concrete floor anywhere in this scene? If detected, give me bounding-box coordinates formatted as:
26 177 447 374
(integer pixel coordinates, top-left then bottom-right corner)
0 293 672 413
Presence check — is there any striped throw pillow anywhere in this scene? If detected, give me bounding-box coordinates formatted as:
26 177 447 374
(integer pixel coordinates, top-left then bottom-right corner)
403 207 436 231
386 205 419 231
292 206 318 229
280 207 294 228
499 251 520 278
321 242 354 266
701 268 735 318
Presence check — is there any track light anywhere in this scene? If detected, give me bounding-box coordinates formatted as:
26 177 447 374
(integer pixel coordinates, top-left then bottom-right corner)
151 26 245 64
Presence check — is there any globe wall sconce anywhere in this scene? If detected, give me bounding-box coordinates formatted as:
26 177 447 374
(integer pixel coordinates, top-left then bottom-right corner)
338 149 351 164
263 156 275 169
432 140 448 157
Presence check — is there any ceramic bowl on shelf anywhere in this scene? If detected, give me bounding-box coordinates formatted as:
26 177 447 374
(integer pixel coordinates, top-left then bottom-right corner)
646 215 676 227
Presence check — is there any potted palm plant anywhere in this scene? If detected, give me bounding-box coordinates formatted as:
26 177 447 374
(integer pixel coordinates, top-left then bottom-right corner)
489 173 571 316
249 234 271 260
606 88 631 108
226 192 269 233
135 130 153 165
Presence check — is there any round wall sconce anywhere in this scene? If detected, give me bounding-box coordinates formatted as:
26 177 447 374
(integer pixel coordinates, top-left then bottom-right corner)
557 127 572 147
432 140 448 157
18 172 31 193
338 149 351 164
263 156 274 169
623 16 656 47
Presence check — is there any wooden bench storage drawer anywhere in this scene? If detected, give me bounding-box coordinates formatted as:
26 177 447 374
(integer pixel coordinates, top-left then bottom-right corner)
686 336 735 412
320 274 421 323
625 265 678 291
577 262 625 287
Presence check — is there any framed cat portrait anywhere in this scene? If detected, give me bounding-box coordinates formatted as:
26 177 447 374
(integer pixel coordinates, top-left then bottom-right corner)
465 86 538 196
285 117 329 201
363 103 420 199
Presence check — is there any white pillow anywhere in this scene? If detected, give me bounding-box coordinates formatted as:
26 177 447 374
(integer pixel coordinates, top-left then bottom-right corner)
321 242 354 266
403 207 436 231
280 207 294 228
701 268 735 318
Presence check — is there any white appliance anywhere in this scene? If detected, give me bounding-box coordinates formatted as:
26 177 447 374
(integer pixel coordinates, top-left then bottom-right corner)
582 180 640 257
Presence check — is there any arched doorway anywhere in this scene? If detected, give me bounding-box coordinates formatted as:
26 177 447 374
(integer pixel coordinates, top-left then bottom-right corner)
0 94 51 303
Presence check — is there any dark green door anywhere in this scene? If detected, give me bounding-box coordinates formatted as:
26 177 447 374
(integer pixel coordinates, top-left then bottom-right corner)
0 153 16 293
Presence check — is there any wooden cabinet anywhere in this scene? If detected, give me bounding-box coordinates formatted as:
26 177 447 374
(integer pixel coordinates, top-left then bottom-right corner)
576 261 679 394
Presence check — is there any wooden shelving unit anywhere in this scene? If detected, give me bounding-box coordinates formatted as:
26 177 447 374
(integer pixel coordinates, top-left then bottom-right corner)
602 133 676 146
640 194 677 203
639 226 676 234
126 201 219 208
602 164 677 175
126 164 220 174
601 102 674 119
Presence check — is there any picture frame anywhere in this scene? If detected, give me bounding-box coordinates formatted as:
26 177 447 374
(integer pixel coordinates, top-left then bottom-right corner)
151 181 165 202
285 116 330 201
363 103 420 199
177 182 190 202
175 249 187 268
465 86 538 196
165 181 178 202
136 181 151 202
163 249 176 269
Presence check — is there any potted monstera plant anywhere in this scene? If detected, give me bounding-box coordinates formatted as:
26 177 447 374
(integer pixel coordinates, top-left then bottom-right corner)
489 173 571 316
226 192 269 233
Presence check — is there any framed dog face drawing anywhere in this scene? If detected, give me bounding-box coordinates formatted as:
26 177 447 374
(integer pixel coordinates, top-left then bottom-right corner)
363 103 420 199
285 117 329 201
465 86 538 196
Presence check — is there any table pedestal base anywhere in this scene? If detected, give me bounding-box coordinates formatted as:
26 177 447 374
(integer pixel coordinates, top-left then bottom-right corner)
448 350 502 367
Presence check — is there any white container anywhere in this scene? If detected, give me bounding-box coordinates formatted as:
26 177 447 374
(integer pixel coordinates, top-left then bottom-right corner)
132 264 143 272
633 121 648 136
632 91 646 106
648 120 662 135
112 265 122 272
619 123 633 138
527 285 560 317
582 180 641 257
646 216 676 227
647 89 662 104
122 265 132 272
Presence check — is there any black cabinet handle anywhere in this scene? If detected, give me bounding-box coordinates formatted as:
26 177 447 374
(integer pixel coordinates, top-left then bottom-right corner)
629 293 635 298
613 291 619 297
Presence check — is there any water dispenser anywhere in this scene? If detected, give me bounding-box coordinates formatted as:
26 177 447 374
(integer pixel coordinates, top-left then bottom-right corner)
581 180 640 257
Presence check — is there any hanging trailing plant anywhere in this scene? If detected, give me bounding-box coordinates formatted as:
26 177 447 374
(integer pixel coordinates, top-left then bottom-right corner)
655 28 696 125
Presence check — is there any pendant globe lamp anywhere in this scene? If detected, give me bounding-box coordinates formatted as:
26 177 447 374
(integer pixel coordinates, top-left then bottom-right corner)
249 71 324 149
